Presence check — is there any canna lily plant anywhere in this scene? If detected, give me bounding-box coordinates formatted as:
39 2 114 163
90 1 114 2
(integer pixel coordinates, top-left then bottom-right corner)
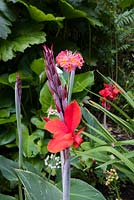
43 45 84 200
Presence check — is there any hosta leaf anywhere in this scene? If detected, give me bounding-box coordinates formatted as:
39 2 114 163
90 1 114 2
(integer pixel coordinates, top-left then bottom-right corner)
73 71 94 93
0 194 16 200
0 32 46 61
70 179 106 200
0 156 18 181
16 169 62 200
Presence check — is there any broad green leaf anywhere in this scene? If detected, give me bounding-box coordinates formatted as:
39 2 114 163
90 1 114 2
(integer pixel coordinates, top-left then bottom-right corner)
70 178 106 200
0 127 16 146
0 194 16 200
0 32 46 61
39 82 55 113
73 71 94 93
26 5 65 22
16 169 62 200
21 124 45 157
0 156 18 181
59 0 87 18
30 58 45 76
59 0 103 27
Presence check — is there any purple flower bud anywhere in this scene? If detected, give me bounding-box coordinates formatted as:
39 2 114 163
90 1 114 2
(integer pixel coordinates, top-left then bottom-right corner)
43 44 68 115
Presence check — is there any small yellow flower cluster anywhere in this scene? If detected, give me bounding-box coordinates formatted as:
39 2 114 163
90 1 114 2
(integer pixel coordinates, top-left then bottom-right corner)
105 168 119 186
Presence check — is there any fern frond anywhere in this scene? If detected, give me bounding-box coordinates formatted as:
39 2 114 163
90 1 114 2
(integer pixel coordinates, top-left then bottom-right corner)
118 44 131 52
115 8 134 27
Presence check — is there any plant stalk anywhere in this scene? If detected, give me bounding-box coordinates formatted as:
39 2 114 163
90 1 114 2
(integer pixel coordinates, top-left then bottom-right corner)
61 69 75 200
68 70 75 103
15 74 23 200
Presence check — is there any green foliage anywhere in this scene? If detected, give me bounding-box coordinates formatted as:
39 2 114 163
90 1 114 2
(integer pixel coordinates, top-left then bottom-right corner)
73 71 94 93
0 156 18 182
0 30 46 61
0 0 15 39
16 169 63 200
70 179 106 200
20 124 47 158
0 0 134 199
0 194 16 200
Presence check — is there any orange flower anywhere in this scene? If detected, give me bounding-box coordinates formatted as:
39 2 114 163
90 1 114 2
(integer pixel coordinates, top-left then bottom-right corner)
56 50 84 72
45 100 84 153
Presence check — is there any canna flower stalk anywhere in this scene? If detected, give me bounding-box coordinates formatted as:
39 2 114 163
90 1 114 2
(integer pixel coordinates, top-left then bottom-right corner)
43 45 84 200
43 45 69 200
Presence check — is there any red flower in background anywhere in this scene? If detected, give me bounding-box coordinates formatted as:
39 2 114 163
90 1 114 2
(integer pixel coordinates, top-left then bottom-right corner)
99 83 120 110
44 100 84 153
56 50 84 72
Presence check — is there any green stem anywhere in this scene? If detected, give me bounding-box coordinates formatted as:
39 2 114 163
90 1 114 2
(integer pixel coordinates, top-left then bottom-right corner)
114 182 120 200
68 70 75 103
15 74 23 200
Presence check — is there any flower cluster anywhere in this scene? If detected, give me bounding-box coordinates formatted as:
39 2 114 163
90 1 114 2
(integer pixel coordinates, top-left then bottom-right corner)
56 50 84 72
44 154 61 169
99 83 120 110
45 100 84 153
105 168 119 186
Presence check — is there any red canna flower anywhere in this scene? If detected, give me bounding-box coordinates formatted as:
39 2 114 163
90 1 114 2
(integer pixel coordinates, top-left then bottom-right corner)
44 100 84 153
99 83 120 110
56 50 84 72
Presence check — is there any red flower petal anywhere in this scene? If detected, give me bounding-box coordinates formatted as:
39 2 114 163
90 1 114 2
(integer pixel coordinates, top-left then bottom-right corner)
47 133 73 153
73 127 84 148
64 100 81 132
45 119 68 136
